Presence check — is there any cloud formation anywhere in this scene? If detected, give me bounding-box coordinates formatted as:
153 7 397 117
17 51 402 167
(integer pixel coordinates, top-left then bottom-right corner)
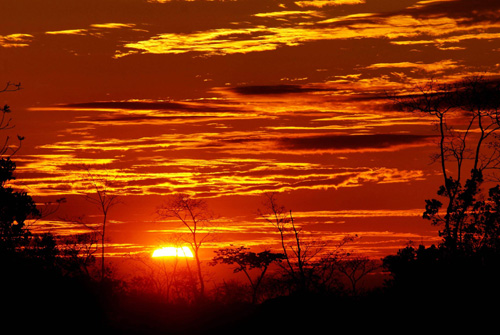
230 84 335 95
295 0 366 8
277 133 435 152
45 23 136 36
0 33 33 47
113 0 500 58
6 0 496 257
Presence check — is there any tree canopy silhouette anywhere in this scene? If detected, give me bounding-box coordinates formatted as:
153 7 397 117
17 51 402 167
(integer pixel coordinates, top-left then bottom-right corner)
0 157 40 255
394 76 500 253
0 82 40 256
157 193 214 302
211 246 285 303
384 76 500 311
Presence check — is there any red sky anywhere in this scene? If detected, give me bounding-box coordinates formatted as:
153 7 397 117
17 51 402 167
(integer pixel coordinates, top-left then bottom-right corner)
2 0 500 259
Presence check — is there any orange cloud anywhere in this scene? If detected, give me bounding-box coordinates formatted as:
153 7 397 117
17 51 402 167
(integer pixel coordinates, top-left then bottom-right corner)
114 2 500 58
45 23 136 36
365 60 459 73
0 33 34 47
13 147 428 198
295 0 366 8
253 10 324 18
45 29 88 36
290 208 424 218
89 23 136 29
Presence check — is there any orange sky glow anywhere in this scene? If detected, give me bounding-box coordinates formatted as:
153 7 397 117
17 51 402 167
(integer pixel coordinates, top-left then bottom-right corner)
2 0 500 261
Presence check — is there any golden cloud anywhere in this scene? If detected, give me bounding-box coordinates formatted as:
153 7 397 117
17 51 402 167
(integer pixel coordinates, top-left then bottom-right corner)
116 13 497 57
89 23 136 29
365 59 459 73
253 10 324 18
0 33 34 47
45 23 136 36
295 0 366 8
45 29 88 36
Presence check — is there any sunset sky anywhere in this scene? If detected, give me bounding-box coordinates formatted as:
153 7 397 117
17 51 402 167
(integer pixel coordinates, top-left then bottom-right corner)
2 0 500 260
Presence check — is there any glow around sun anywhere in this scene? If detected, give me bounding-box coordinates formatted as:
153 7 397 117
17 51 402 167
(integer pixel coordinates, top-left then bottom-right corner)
152 246 194 258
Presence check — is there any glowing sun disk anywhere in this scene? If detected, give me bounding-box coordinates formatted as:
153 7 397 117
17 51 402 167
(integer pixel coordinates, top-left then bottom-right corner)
152 246 194 258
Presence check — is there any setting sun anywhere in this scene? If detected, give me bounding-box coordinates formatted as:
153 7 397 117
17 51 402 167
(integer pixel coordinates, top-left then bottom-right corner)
152 246 194 258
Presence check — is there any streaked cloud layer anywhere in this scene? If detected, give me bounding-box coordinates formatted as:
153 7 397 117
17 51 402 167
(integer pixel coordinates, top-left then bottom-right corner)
2 0 498 257
111 0 500 60
0 33 33 47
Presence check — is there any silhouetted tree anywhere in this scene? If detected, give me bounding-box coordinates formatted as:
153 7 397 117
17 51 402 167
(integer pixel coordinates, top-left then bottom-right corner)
58 232 99 278
466 184 500 252
157 193 214 302
394 76 500 253
310 234 358 293
0 83 40 255
258 193 348 293
211 246 285 303
0 82 23 157
0 83 69 270
0 86 106 333
80 166 120 282
382 77 500 314
0 81 21 94
0 158 40 254
337 255 379 296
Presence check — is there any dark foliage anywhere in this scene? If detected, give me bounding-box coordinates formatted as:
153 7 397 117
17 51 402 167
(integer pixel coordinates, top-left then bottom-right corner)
0 158 40 254
380 76 500 331
0 157 107 334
